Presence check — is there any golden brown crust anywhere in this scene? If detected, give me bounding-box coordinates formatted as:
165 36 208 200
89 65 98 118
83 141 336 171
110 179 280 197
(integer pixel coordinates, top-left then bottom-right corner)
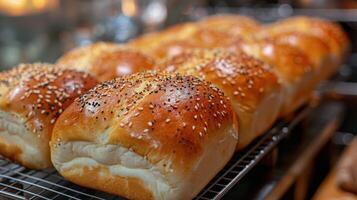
51 71 235 173
233 39 316 115
140 30 243 61
58 42 119 67
0 63 98 135
157 49 283 149
267 16 350 61
143 40 197 60
57 42 156 82
0 63 98 168
256 30 331 69
236 40 314 84
129 20 247 60
0 138 23 166
197 14 261 38
129 14 259 53
128 23 198 52
158 49 280 112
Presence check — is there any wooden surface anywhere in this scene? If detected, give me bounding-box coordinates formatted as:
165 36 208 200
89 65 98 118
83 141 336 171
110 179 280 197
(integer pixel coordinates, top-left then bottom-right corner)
313 139 357 200
313 169 357 200
223 101 345 200
266 114 340 200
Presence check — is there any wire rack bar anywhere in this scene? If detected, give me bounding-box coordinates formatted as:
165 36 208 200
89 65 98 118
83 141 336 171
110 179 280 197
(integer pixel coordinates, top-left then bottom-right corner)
0 106 312 200
195 106 312 200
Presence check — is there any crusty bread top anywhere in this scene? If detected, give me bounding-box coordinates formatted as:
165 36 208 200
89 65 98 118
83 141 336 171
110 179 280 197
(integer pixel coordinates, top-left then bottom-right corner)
135 29 243 61
236 39 314 83
0 63 98 137
58 42 120 68
128 23 198 52
158 49 280 112
265 16 350 59
197 14 261 37
51 71 236 174
256 31 331 69
57 42 155 82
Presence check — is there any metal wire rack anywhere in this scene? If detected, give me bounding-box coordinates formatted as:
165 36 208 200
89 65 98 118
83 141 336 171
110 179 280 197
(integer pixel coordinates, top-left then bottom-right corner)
0 106 312 200
194 106 312 200
0 162 121 199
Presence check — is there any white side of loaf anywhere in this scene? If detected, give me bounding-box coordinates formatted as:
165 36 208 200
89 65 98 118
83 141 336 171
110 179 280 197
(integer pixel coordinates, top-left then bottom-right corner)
0 110 49 168
233 90 283 149
51 125 237 200
51 141 174 199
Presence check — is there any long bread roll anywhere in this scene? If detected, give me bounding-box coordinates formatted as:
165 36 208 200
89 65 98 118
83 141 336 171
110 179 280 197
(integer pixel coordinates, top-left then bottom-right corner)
50 71 238 200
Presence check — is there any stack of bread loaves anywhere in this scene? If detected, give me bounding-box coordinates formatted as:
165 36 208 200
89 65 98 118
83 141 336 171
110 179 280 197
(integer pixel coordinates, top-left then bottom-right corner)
0 14 349 200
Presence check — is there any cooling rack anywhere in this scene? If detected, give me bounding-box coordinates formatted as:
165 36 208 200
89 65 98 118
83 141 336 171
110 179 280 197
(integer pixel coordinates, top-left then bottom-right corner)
0 105 312 200
194 106 312 200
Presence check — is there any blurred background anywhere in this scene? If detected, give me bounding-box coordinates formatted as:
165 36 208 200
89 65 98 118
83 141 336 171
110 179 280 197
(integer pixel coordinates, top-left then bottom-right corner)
0 0 357 70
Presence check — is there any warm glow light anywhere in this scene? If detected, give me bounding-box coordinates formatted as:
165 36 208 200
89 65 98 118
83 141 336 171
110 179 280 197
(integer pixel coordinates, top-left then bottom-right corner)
0 0 27 16
122 0 137 17
0 0 58 16
33 0 48 9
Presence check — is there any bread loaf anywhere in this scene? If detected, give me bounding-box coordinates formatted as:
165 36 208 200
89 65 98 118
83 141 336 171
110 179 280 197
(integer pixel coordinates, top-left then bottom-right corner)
57 42 156 82
0 63 98 169
266 16 349 67
50 71 238 200
158 49 282 149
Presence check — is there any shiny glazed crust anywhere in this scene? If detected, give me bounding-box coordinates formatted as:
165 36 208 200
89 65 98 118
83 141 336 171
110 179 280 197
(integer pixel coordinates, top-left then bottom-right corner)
235 39 316 115
0 63 98 169
57 42 156 82
128 23 199 55
51 71 238 200
158 49 282 149
266 16 350 62
197 14 261 38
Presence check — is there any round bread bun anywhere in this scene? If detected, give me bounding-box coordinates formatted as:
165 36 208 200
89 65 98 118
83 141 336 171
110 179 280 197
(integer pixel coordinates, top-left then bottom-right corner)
266 16 350 63
141 30 242 61
128 23 199 54
236 39 315 115
0 63 98 169
57 42 156 82
50 71 238 200
255 30 331 78
197 14 261 38
157 49 282 150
